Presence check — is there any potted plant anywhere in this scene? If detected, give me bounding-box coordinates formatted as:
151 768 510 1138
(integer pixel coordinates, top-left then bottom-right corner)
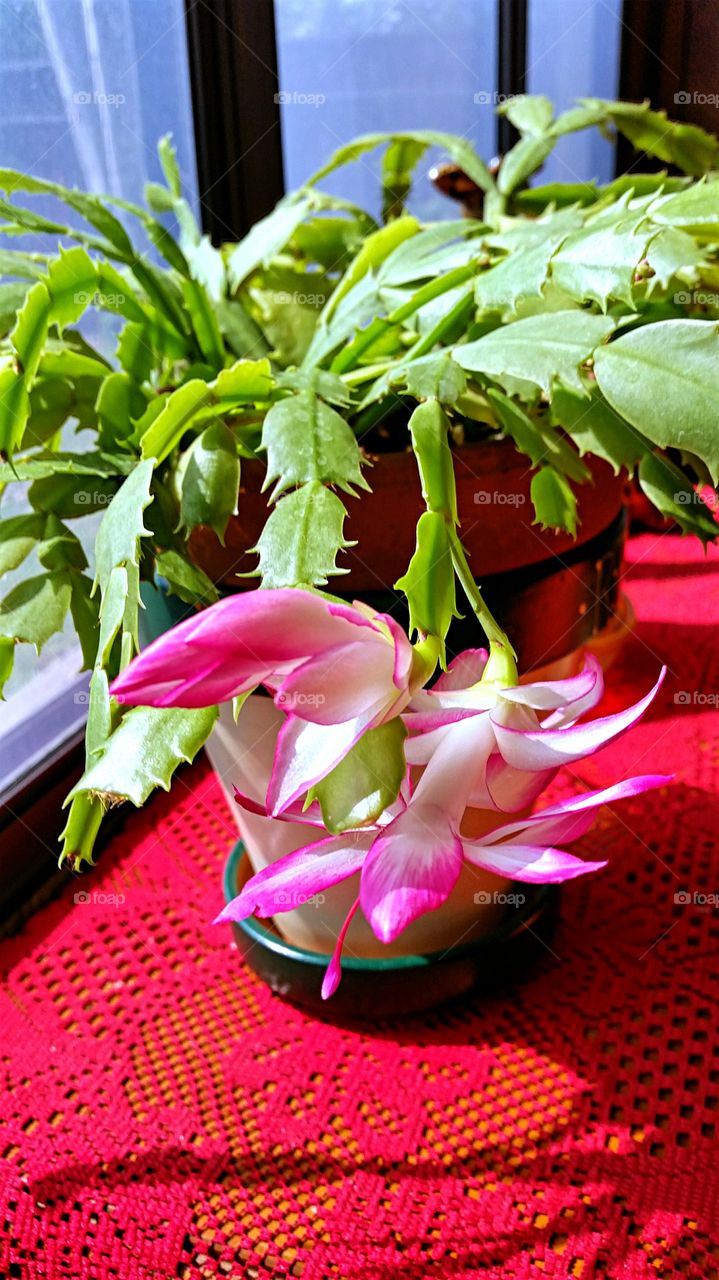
1 98 717 1007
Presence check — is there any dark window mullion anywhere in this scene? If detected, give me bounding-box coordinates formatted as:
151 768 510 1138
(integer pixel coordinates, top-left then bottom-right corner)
184 0 285 242
496 0 529 155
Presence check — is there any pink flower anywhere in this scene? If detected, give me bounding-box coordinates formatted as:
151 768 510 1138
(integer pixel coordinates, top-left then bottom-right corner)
218 654 670 996
111 588 422 814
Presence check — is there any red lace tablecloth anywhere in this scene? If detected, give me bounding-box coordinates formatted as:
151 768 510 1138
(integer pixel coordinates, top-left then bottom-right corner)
2 529 719 1279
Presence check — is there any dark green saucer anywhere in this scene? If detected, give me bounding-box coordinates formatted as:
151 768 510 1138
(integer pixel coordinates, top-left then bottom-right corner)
222 842 559 1020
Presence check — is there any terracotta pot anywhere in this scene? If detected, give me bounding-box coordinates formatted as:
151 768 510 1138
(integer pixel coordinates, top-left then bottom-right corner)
189 439 625 590
188 438 628 671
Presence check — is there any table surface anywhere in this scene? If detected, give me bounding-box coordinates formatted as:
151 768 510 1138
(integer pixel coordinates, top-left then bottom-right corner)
2 528 719 1280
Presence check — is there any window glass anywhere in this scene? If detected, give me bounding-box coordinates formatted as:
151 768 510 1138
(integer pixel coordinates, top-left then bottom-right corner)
275 0 499 220
0 0 197 790
527 0 623 184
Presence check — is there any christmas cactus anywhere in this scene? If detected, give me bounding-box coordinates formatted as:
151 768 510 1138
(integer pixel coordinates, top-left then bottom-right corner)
0 97 716 869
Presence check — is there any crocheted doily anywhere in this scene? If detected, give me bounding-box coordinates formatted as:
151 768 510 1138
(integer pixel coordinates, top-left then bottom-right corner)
1 529 718 1279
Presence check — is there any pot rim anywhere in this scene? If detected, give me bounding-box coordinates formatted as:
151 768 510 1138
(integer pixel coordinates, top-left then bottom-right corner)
223 840 556 971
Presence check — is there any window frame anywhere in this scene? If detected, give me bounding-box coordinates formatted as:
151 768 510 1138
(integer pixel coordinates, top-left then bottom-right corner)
184 0 285 239
618 0 719 171
497 0 529 153
0 732 85 929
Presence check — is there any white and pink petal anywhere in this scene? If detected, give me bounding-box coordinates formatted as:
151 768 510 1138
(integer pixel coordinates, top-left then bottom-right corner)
484 752 558 813
360 805 464 943
215 832 370 922
477 773 672 847
500 656 603 714
267 711 380 815
491 669 666 771
274 638 397 725
463 840 606 883
434 649 488 692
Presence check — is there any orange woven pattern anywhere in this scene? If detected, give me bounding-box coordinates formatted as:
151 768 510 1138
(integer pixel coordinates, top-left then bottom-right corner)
1 529 719 1278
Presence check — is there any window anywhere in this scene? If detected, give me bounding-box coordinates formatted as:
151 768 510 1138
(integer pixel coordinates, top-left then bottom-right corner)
275 0 498 219
0 0 197 795
274 0 623 219
526 0 622 185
